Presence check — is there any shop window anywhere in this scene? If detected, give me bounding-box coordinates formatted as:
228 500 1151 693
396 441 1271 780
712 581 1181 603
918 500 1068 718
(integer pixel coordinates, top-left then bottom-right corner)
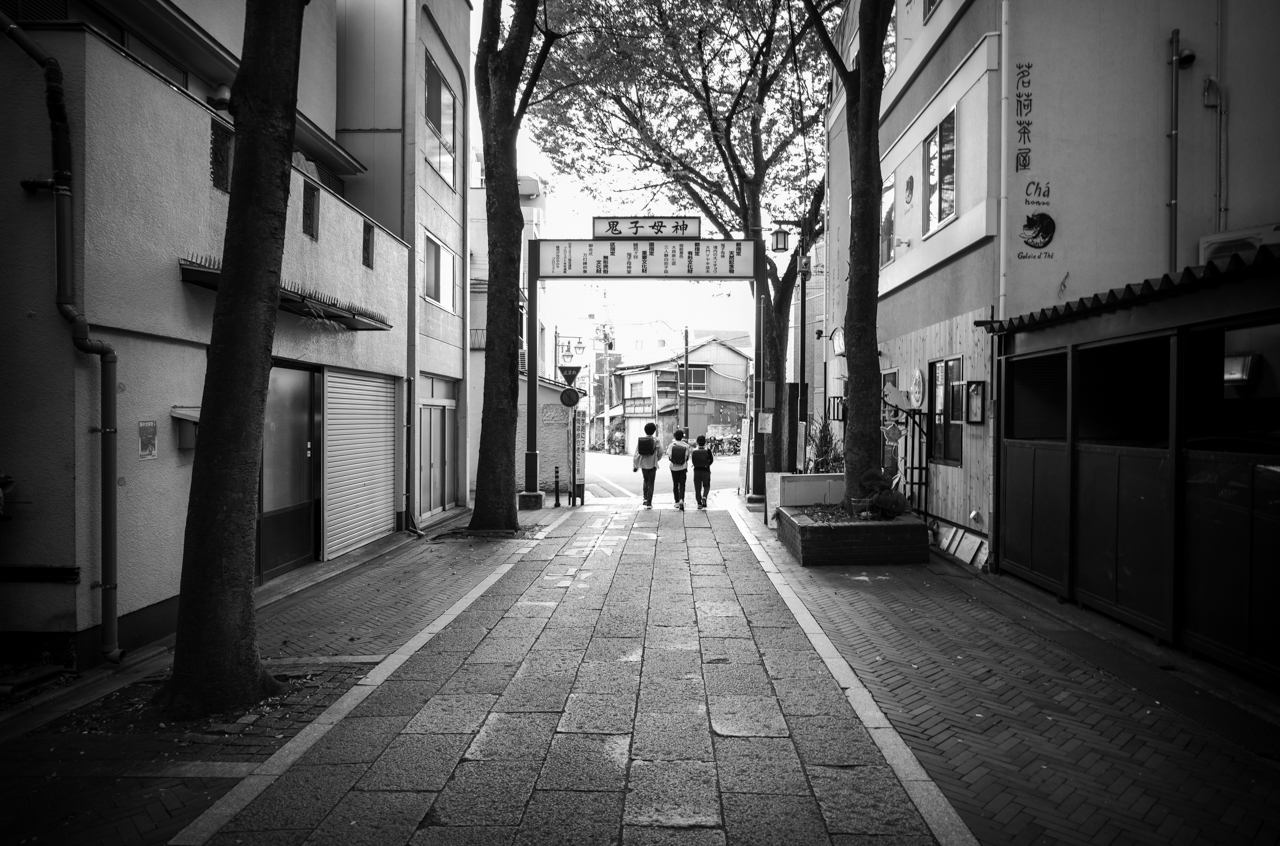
923 109 956 235
210 119 232 192
425 54 456 188
302 182 319 239
1185 322 1280 453
362 221 374 269
1007 353 1067 441
929 357 963 463
1076 338 1169 448
880 173 895 266
881 370 900 473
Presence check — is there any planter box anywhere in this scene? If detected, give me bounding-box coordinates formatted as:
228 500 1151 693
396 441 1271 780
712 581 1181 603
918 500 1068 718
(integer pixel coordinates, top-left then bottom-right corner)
777 506 929 567
765 473 848 527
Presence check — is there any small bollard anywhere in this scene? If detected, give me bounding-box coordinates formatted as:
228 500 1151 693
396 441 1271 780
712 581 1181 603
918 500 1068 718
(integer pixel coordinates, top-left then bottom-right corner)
554 466 561 507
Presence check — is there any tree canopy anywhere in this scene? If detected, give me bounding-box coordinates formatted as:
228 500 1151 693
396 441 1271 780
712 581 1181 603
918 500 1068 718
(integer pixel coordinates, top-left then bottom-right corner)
532 0 837 239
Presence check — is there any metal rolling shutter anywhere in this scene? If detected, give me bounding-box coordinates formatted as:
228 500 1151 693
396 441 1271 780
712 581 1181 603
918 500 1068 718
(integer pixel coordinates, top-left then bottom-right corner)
324 370 397 559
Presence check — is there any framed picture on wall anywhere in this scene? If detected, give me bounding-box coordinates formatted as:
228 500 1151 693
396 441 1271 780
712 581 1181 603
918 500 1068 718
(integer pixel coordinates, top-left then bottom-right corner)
966 381 986 424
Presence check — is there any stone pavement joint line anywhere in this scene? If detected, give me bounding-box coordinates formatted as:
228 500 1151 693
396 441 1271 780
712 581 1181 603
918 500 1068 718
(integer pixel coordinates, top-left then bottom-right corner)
168 511 573 846
177 506 938 845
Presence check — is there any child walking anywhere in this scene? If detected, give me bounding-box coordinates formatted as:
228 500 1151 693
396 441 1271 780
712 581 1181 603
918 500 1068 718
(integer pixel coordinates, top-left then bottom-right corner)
632 421 664 508
667 429 691 510
691 434 714 509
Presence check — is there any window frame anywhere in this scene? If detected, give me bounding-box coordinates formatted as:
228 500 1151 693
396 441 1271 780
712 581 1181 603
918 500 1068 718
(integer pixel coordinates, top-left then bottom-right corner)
882 4 898 83
924 0 943 24
879 172 896 267
922 107 957 237
421 236 456 312
362 221 374 269
424 53 457 189
928 356 964 465
676 365 708 393
209 119 232 193
302 181 319 240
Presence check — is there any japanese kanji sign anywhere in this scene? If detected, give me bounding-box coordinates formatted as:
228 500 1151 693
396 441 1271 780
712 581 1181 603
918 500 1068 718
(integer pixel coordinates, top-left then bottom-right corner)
593 217 701 239
538 239 754 278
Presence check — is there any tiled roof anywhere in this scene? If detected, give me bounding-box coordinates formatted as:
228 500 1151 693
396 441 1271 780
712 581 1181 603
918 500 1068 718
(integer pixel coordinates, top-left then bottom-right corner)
983 245 1277 335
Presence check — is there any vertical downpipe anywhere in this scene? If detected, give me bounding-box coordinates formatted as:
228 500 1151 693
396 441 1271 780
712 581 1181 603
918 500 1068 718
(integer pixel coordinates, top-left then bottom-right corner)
1167 31 1194 273
2 13 123 663
997 0 1010 320
101 355 119 661
1168 30 1180 274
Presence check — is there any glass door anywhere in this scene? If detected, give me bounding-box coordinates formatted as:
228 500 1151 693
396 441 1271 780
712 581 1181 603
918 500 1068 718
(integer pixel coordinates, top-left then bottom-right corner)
258 366 318 582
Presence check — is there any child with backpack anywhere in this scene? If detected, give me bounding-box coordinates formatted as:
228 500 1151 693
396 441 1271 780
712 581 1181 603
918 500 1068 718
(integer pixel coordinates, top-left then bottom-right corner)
632 421 664 508
691 434 714 508
667 429 691 510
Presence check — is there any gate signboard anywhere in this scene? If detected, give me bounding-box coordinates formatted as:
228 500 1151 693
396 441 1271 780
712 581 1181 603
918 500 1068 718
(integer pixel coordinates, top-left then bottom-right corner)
592 217 701 239
538 239 754 279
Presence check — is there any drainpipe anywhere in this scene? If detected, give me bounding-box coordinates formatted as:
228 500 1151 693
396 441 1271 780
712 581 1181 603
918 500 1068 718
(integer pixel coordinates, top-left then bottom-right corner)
998 0 1010 320
1207 0 1228 233
3 14 124 664
1168 30 1196 273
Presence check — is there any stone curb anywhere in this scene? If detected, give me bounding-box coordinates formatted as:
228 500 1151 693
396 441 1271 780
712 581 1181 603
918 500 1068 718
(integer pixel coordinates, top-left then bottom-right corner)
726 502 980 846
167 509 576 846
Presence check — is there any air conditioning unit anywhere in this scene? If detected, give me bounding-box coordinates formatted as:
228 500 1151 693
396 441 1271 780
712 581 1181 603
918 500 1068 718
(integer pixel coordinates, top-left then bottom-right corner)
1198 223 1280 265
518 349 527 373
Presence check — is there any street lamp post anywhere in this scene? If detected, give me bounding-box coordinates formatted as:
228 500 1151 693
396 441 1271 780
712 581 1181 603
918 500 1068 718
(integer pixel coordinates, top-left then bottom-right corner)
772 221 811 473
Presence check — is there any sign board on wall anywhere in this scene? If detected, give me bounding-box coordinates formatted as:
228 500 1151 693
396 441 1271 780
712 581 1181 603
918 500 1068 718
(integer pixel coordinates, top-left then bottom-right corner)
138 421 157 460
538 240 754 279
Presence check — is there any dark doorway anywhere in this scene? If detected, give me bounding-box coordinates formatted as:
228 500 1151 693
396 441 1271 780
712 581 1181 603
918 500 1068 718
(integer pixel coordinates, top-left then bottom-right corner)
258 366 320 583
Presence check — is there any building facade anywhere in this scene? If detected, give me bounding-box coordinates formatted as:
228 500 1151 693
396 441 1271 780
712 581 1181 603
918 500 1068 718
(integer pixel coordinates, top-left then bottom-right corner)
338 0 471 525
823 0 1280 676
613 337 751 446
0 0 470 668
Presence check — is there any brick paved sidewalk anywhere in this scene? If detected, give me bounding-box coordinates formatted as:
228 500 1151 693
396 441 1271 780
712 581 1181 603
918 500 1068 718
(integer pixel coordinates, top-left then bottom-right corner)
2 511 561 846
733 503 1280 846
177 506 942 846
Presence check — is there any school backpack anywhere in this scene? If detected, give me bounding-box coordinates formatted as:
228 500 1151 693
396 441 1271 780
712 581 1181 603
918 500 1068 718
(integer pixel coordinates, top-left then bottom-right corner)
691 448 712 469
637 436 655 456
669 442 688 464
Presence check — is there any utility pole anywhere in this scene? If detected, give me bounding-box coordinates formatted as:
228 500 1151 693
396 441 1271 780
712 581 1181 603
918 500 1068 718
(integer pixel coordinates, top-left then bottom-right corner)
683 326 690 431
599 323 613 450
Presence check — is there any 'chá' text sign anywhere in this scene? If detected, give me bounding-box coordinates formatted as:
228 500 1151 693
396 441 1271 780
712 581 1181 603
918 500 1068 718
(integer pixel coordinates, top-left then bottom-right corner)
538 239 755 278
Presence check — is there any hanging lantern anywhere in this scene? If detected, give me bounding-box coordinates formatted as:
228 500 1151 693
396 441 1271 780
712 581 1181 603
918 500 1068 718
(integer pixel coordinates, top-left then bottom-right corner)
771 228 790 253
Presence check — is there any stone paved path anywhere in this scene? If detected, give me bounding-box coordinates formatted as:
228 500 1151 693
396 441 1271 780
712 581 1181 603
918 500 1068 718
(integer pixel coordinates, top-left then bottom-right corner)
736 507 1280 846
0 513 557 846
195 507 936 845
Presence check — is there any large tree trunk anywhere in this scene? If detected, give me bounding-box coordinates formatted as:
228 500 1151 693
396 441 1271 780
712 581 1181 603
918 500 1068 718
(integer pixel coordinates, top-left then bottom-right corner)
162 0 307 717
469 0 543 531
469 121 524 530
842 0 893 507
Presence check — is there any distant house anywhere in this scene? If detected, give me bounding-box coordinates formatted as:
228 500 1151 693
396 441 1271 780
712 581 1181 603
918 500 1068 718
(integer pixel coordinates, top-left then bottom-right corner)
612 337 750 446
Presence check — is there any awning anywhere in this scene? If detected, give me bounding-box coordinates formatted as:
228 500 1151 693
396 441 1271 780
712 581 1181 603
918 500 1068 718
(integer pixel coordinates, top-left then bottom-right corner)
179 255 392 331
169 406 200 423
982 245 1277 336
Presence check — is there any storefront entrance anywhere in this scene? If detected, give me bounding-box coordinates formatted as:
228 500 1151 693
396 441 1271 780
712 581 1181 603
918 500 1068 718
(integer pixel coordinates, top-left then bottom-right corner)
258 365 320 583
